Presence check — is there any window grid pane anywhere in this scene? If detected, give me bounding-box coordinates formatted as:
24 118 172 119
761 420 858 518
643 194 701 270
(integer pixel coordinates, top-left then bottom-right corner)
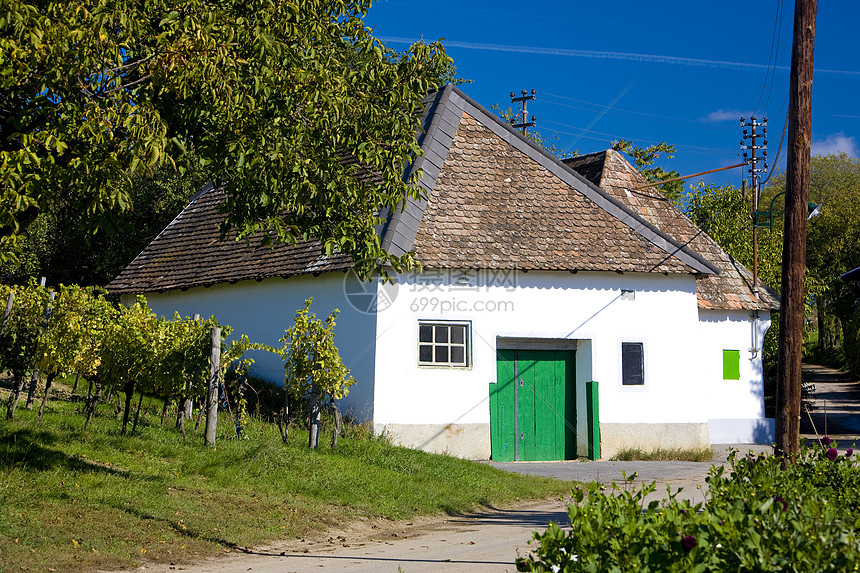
418 322 469 367
419 345 433 362
435 326 449 343
419 325 433 343
450 326 465 344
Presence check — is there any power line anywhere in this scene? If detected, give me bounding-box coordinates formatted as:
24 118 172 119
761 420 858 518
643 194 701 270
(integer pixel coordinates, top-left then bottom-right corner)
542 119 733 153
542 92 737 132
759 92 790 184
628 162 746 192
761 110 789 186
562 82 635 153
755 0 785 116
763 0 785 115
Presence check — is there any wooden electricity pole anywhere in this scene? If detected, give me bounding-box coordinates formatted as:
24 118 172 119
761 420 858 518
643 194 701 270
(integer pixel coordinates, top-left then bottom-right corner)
775 0 817 459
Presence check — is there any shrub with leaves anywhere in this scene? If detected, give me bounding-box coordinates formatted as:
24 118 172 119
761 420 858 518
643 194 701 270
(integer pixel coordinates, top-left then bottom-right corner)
520 440 860 572
280 298 356 448
32 284 116 421
1 280 51 419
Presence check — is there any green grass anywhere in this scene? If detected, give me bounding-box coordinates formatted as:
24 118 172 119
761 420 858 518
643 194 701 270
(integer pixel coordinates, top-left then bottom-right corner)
610 447 714 462
0 390 574 573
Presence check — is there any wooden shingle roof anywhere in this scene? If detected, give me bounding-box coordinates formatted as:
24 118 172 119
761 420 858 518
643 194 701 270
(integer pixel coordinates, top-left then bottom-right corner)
107 185 353 294
564 150 779 311
111 85 776 311
411 113 695 273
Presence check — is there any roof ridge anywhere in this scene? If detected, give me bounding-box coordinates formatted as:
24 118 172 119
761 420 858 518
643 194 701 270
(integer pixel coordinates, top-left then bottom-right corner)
599 149 778 310
381 84 463 257
565 149 608 161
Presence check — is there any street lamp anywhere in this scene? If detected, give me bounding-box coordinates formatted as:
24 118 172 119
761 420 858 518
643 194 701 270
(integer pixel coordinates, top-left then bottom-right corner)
754 191 822 230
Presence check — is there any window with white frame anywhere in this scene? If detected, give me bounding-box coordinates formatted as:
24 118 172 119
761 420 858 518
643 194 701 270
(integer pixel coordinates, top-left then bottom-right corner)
418 322 470 367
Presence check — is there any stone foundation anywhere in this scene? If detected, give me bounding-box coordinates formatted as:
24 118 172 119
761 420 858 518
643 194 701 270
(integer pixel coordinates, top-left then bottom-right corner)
375 423 491 459
599 423 710 459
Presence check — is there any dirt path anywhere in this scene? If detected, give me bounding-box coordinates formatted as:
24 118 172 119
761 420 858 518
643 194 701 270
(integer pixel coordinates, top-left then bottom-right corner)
800 363 860 447
119 363 860 573
120 459 740 573
114 498 571 573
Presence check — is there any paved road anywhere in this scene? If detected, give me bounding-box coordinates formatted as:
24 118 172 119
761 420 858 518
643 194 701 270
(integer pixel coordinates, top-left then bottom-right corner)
801 363 860 446
134 500 570 573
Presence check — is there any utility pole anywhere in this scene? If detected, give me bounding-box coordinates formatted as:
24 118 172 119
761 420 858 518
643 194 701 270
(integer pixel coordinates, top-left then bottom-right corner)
510 90 536 135
741 116 768 299
776 0 817 460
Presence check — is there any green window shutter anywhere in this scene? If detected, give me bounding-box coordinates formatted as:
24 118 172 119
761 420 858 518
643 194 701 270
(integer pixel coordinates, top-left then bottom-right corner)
723 350 740 380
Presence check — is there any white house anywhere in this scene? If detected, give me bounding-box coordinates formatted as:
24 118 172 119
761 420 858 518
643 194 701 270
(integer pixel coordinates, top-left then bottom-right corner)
108 85 778 460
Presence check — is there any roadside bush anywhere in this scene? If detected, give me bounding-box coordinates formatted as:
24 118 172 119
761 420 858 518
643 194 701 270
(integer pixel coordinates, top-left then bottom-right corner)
519 441 860 572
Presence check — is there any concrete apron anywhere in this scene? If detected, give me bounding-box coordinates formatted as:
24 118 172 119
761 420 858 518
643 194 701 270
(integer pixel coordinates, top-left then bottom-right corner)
488 443 774 507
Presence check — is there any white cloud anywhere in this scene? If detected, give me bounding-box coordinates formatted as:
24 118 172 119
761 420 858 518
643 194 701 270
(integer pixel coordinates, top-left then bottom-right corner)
811 132 859 158
701 109 753 123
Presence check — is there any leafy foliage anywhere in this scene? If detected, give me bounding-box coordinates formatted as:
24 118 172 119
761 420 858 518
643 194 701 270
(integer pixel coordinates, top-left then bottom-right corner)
684 183 784 295
520 440 860 572
490 104 577 158
0 149 211 286
281 299 355 402
280 298 356 447
747 154 860 376
612 140 685 204
1 280 49 418
1 0 455 278
765 154 860 375
0 282 276 433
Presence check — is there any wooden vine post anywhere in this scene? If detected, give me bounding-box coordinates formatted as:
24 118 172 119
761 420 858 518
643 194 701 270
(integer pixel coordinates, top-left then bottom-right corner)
185 313 200 421
308 381 321 449
204 326 221 445
27 291 56 410
0 290 14 338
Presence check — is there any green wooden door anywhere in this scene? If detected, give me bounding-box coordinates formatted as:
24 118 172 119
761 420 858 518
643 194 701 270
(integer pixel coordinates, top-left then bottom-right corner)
490 349 575 461
490 350 517 461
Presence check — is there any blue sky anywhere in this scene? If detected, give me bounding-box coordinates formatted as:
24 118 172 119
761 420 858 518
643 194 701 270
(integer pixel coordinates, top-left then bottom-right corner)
364 0 860 190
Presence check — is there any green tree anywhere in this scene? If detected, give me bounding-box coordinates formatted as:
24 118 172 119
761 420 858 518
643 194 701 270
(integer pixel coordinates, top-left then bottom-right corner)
612 140 685 203
684 182 784 293
765 153 860 368
0 150 210 286
1 0 454 278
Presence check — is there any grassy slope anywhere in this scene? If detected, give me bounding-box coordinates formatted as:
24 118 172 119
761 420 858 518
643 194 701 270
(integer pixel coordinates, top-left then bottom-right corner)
0 393 574 573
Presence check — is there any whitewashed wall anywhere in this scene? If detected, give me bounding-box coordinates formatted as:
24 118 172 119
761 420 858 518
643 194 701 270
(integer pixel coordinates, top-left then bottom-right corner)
698 309 774 444
372 269 722 458
134 268 773 457
138 274 378 421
